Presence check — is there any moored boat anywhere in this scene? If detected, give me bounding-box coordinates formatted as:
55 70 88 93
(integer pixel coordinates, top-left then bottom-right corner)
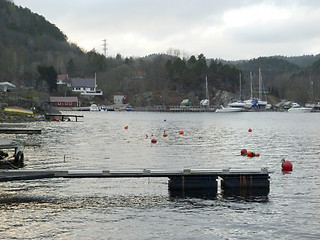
288 102 312 112
215 106 243 113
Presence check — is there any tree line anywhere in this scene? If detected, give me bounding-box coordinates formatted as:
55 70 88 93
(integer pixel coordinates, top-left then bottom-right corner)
1 0 320 106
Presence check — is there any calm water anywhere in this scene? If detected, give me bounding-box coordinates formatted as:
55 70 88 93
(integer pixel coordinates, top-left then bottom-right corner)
0 111 319 239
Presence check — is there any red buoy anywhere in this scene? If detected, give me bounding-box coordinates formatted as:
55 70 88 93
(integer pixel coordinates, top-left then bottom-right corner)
124 126 128 130
146 134 149 139
282 159 293 171
163 133 168 137
55 118 60 122
179 130 184 135
241 149 247 156
248 128 252 132
151 139 157 143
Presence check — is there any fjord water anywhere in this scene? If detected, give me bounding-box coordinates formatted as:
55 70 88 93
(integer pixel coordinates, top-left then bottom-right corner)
0 111 319 239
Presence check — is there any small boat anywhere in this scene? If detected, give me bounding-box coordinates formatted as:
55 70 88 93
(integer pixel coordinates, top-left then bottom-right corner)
90 104 99 111
4 106 33 115
215 106 243 113
228 100 245 108
288 102 312 112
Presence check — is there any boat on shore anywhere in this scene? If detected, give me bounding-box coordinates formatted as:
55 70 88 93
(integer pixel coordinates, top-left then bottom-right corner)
4 106 33 115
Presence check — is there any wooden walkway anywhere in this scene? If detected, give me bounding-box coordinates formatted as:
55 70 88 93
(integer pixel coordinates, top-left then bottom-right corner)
0 168 271 193
45 114 84 122
0 168 270 178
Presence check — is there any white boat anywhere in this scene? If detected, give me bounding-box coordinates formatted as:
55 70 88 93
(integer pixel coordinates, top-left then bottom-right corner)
288 102 312 112
228 100 245 108
244 69 269 109
227 73 246 109
90 104 99 111
215 106 243 113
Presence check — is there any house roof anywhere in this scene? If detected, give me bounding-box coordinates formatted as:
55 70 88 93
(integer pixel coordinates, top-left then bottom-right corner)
49 97 78 103
71 78 96 88
57 74 68 81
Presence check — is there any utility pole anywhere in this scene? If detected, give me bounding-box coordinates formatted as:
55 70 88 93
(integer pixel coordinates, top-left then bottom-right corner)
102 39 108 57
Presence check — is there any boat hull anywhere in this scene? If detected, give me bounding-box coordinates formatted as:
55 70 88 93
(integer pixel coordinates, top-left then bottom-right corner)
288 107 312 113
216 107 243 113
4 107 33 115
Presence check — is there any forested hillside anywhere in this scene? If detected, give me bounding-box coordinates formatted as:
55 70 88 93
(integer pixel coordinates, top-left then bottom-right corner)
1 0 320 107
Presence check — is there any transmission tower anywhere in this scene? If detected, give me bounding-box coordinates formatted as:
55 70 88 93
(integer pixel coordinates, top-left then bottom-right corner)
102 39 108 57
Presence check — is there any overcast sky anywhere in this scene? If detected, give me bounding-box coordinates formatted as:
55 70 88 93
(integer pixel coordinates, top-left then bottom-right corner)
13 0 320 60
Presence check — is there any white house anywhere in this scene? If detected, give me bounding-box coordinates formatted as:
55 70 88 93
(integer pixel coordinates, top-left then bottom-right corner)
70 75 103 97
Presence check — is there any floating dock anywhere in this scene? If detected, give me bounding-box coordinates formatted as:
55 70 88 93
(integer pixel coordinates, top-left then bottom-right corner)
0 128 41 134
0 168 271 195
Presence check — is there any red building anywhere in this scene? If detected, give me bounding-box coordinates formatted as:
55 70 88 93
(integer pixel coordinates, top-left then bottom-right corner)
49 97 79 107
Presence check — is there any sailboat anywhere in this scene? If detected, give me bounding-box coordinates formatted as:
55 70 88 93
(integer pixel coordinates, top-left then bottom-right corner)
257 68 268 107
244 68 269 109
200 76 210 107
227 73 246 108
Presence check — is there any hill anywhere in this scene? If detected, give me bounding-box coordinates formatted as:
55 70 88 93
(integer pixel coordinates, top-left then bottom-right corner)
1 0 320 107
0 0 86 85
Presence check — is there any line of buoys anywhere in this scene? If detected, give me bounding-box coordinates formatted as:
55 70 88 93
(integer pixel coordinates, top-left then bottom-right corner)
240 149 260 157
247 151 260 157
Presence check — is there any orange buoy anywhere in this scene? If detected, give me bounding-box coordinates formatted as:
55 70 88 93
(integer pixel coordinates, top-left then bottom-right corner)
179 130 184 135
163 132 168 137
247 151 260 157
248 128 252 132
151 138 157 143
282 159 293 171
124 126 128 129
241 149 247 156
247 151 254 157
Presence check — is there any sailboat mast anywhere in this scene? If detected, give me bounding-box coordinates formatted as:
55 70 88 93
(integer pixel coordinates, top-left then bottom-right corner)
250 72 253 99
239 73 242 100
258 68 262 100
205 76 209 100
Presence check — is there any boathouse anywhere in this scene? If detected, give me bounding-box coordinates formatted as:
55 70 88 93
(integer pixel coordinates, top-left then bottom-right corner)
49 96 79 107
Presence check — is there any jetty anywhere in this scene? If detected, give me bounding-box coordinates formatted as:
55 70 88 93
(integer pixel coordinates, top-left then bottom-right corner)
0 123 41 134
0 168 271 195
45 114 84 122
0 128 41 134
